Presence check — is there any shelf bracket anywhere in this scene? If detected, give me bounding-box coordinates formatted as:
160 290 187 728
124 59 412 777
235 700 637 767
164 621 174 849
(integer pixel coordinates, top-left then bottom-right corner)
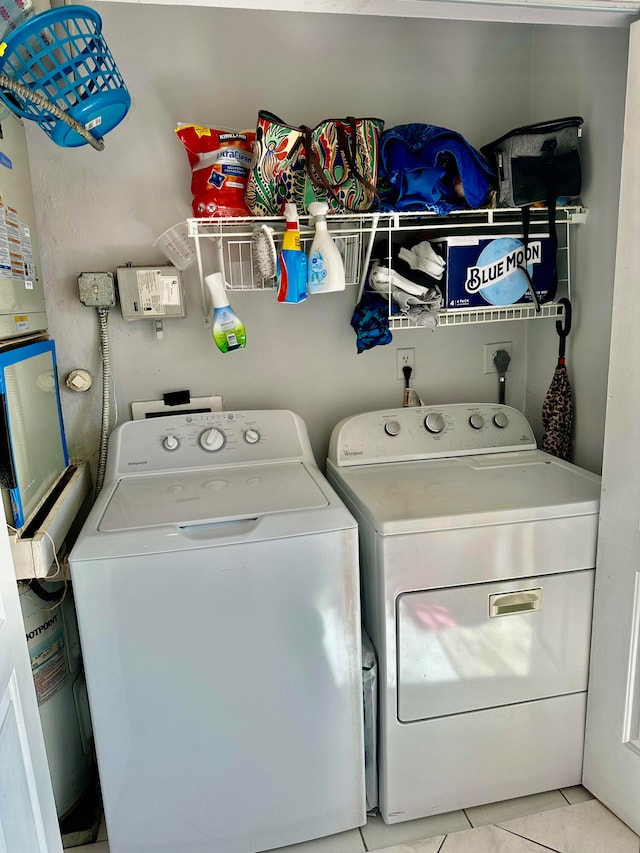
567 208 589 225
190 219 212 328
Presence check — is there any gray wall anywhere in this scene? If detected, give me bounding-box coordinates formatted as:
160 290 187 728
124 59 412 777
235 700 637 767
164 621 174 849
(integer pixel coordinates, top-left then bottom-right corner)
525 25 628 473
24 3 627 472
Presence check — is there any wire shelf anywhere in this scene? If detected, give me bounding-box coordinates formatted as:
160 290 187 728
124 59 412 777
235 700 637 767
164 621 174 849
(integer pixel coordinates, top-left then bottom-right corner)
187 207 586 328
391 301 564 330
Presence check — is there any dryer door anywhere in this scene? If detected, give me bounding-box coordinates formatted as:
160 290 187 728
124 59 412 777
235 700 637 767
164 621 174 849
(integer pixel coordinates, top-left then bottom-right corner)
397 569 594 722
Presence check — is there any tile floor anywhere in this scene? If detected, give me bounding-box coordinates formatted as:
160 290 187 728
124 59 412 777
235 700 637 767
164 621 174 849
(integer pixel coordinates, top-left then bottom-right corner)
69 786 639 852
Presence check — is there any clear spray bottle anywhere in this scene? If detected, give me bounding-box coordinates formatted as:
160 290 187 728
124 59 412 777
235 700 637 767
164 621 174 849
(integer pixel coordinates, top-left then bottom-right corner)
307 201 345 294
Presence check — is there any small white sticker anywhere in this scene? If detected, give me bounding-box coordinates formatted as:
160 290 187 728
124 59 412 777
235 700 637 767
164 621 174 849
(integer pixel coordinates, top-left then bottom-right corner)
85 116 102 130
24 280 33 290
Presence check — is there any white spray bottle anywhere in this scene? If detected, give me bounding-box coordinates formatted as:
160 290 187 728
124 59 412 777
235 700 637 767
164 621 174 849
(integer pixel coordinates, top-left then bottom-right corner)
307 201 345 294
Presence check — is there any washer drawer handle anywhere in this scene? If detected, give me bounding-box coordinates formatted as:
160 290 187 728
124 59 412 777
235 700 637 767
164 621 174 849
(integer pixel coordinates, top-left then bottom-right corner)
489 588 542 617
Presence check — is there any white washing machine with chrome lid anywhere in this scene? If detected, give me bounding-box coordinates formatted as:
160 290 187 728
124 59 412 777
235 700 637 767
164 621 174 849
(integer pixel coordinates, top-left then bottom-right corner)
69 409 365 853
327 404 601 824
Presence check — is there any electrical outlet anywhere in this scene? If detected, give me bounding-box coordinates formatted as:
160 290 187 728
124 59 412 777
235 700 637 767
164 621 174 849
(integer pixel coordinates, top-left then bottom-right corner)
397 348 415 380
483 342 513 374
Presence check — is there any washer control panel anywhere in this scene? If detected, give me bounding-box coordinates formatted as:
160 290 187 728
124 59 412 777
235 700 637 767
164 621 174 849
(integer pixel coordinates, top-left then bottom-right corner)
328 404 537 467
107 410 315 476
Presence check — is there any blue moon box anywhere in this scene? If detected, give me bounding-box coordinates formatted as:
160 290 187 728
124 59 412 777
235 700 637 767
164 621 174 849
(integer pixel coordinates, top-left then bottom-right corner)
435 235 555 309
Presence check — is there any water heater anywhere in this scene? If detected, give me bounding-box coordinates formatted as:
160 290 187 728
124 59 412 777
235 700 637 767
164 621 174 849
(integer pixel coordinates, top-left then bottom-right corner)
20 579 95 818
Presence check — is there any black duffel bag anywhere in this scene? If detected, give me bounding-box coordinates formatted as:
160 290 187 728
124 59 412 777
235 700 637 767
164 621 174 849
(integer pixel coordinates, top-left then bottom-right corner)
481 116 584 310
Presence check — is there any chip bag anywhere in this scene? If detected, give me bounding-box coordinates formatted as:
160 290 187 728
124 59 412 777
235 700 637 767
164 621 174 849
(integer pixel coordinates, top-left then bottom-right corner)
176 124 256 217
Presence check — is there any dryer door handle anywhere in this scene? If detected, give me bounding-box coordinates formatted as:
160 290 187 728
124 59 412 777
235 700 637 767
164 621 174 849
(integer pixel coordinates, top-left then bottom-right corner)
489 588 542 617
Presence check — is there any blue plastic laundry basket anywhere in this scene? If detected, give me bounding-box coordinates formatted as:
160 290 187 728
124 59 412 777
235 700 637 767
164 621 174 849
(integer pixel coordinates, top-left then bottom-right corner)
0 5 130 148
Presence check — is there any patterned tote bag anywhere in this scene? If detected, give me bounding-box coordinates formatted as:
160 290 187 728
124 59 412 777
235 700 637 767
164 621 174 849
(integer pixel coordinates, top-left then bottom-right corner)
245 111 385 216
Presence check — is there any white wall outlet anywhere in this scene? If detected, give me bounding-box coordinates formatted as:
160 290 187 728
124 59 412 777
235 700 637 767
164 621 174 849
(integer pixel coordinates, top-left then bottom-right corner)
397 348 415 380
483 342 513 374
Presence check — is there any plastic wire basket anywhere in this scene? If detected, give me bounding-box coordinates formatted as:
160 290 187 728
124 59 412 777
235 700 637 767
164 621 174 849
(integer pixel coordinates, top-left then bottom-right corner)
0 5 130 147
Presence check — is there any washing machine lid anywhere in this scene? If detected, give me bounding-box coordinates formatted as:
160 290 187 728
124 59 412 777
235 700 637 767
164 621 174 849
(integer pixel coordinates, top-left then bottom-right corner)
98 462 329 531
330 450 601 534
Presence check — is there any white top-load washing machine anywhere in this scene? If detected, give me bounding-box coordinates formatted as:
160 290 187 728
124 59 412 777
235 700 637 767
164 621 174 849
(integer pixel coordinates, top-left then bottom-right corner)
327 403 601 825
69 410 365 853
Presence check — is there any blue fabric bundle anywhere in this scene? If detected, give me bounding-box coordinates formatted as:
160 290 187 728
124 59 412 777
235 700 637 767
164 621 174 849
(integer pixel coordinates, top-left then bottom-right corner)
351 288 397 353
377 124 496 215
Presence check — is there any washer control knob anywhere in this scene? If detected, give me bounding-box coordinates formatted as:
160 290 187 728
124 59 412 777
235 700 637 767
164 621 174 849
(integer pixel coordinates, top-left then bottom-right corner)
469 414 485 430
199 427 225 452
385 420 401 437
163 435 180 451
244 428 260 445
493 412 509 429
424 413 445 434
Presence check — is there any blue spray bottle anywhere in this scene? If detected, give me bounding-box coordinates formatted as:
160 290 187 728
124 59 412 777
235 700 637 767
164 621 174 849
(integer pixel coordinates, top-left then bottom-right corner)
276 203 307 304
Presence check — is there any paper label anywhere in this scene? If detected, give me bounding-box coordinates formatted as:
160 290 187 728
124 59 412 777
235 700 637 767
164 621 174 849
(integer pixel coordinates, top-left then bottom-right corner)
25 611 69 706
137 269 181 315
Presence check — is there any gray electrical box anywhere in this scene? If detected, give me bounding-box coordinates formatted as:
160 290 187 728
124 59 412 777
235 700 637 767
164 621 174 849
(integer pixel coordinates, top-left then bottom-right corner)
116 266 186 321
78 271 117 307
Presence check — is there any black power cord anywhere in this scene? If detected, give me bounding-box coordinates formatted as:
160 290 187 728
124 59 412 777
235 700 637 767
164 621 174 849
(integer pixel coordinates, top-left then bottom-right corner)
27 578 65 603
494 349 511 404
403 365 412 390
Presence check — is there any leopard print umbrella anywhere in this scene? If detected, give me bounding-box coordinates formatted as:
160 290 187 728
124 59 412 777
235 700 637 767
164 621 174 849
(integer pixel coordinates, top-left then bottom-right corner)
542 298 573 462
